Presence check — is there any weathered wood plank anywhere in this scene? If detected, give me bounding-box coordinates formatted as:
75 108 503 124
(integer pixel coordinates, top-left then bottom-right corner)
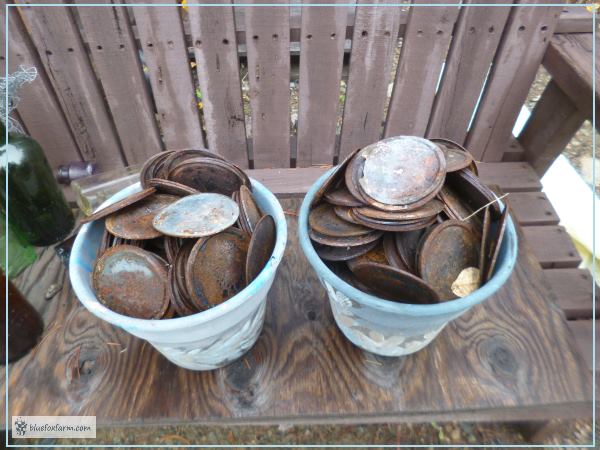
545 268 598 320
296 0 349 167
338 0 401 160
384 0 459 138
1 199 592 426
554 5 594 34
523 226 582 269
242 0 291 169
427 1 511 144
476 161 542 192
188 3 248 167
519 80 587 176
16 0 125 170
76 1 162 165
1 7 82 170
507 191 560 226
467 2 562 162
132 1 205 150
543 33 599 120
567 320 597 371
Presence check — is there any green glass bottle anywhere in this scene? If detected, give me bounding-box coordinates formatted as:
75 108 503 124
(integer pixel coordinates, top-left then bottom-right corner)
0 121 75 246
0 209 37 278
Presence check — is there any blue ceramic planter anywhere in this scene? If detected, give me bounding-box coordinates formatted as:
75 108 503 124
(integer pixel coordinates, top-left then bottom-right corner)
298 168 518 356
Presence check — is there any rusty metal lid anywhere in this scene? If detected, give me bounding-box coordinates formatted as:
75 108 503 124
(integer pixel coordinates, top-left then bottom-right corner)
314 238 379 262
357 136 446 206
447 169 501 219
152 193 239 238
168 157 248 196
161 148 227 177
312 147 361 206
309 203 372 238
168 263 197 317
382 233 409 271
479 206 492 283
186 227 250 309
140 151 174 188
239 185 264 233
483 205 510 282
92 245 170 319
309 227 383 248
346 242 388 271
324 185 365 207
245 215 276 284
146 178 199 196
430 138 475 173
82 187 158 224
353 198 444 222
332 205 363 225
350 211 438 232
105 194 178 240
417 220 480 301
394 228 426 273
350 262 440 305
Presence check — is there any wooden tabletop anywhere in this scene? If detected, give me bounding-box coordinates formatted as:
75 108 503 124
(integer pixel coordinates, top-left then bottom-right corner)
1 197 592 427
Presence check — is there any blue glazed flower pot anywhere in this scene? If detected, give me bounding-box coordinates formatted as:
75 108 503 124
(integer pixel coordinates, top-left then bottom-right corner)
298 168 518 356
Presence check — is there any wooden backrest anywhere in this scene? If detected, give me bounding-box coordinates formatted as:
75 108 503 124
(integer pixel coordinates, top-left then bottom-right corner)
2 1 578 173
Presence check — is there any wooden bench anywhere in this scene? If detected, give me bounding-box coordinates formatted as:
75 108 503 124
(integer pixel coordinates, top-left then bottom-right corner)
1 1 595 442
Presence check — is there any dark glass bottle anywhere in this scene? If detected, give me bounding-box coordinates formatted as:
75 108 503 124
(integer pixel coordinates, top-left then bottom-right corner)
0 121 75 246
1 270 44 363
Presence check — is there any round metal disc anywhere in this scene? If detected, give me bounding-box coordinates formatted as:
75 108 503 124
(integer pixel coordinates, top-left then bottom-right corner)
478 206 492 283
350 262 440 305
92 245 170 319
312 147 361 206
351 211 437 232
358 136 446 206
153 193 239 238
418 220 480 301
168 263 197 317
333 205 363 225
146 178 199 196
168 157 247 196
161 148 227 177
353 198 444 221
140 151 174 188
324 185 365 207
483 205 510 282
245 215 276 284
309 203 372 237
430 138 474 172
309 227 383 248
239 185 264 233
105 194 178 240
447 169 501 219
186 227 250 309
395 228 426 273
314 238 379 262
382 233 409 271
346 242 388 270
82 187 157 224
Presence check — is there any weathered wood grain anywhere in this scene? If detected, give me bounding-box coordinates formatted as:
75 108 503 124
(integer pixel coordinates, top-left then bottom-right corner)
544 268 598 320
0 199 591 426
466 2 562 162
543 33 599 120
338 1 401 160
427 1 511 144
131 1 206 151
76 1 162 165
188 3 249 167
384 0 459 138
242 0 291 169
567 320 597 372
554 5 594 34
296 0 349 167
519 80 587 176
1 7 82 170
15 0 125 170
523 226 582 269
506 192 559 226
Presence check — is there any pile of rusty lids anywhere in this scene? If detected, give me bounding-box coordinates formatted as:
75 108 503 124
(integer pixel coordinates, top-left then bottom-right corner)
309 136 509 304
85 149 276 320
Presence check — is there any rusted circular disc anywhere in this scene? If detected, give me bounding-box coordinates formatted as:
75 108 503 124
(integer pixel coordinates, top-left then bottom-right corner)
105 194 178 240
346 242 388 273
314 238 379 262
479 206 492 283
174 240 196 309
92 245 170 319
324 185 365 207
239 185 264 233
309 227 383 248
351 211 437 232
168 263 197 317
395 228 426 273
82 187 157 224
161 148 227 177
354 198 444 221
327 261 379 295
483 205 510 282
146 178 199 196
245 215 276 284
333 205 363 225
186 227 250 309
312 147 361 206
309 203 371 238
417 220 480 301
97 226 111 257
168 157 247 196
430 138 474 173
164 236 181 263
350 262 440 305
357 136 446 206
153 193 239 238
344 153 370 204
382 233 409 271
140 151 174 188
447 169 501 219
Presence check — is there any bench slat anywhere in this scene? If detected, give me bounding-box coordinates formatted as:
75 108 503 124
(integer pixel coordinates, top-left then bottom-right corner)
132 1 206 150
242 0 291 169
545 269 598 320
1 7 82 168
296 0 349 166
16 0 125 170
476 161 542 192
523 225 582 269
77 1 163 164
467 3 561 162
567 320 598 371
427 1 511 145
338 0 401 160
506 192 560 226
384 0 459 137
189 4 249 167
